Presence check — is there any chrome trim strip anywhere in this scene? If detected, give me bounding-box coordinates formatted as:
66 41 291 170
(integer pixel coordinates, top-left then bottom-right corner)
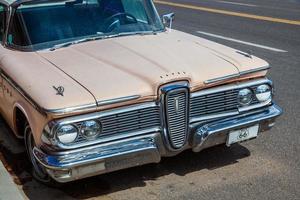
204 73 240 84
240 65 270 76
44 103 97 114
97 95 141 106
204 65 270 84
43 94 142 114
193 78 271 98
53 102 157 125
45 132 160 155
238 99 272 112
51 127 161 150
190 111 239 123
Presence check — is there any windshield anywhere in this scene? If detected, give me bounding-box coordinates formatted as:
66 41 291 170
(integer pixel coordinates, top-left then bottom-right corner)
7 0 164 51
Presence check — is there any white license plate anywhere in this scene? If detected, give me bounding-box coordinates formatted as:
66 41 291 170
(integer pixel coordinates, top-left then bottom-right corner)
226 125 259 146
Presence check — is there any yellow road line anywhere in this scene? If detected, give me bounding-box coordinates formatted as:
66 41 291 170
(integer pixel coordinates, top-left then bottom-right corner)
154 0 300 26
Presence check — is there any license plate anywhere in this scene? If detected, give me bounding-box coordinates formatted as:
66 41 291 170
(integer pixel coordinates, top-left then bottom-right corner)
226 125 259 146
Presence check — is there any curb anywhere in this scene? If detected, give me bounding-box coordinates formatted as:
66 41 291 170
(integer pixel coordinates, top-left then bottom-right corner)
0 161 24 200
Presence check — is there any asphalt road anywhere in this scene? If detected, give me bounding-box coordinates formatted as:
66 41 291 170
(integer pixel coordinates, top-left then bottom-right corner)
1 0 300 199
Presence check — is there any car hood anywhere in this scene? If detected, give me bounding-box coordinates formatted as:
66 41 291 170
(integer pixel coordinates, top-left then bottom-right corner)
37 30 269 107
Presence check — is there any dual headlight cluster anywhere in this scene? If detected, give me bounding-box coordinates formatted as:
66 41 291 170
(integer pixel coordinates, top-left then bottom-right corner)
56 120 102 144
238 84 272 106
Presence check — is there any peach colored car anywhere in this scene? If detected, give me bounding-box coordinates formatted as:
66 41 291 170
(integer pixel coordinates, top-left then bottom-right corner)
0 0 281 184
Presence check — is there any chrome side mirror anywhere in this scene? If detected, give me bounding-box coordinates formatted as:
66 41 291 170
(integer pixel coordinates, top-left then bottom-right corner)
162 13 175 31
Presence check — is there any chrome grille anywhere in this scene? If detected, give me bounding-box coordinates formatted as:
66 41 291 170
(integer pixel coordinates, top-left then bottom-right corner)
165 88 189 149
74 106 160 143
190 86 260 120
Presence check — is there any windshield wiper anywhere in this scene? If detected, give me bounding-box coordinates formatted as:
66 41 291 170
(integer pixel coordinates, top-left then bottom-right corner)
49 36 105 51
49 31 157 51
103 31 157 39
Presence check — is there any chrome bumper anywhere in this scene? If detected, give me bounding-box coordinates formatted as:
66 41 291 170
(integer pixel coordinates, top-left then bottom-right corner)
33 105 282 182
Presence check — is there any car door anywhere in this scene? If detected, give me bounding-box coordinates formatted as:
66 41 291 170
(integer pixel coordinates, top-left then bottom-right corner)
0 4 7 111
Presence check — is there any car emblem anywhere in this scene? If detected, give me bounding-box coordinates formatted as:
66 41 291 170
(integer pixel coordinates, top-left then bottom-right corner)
53 86 65 96
174 97 180 113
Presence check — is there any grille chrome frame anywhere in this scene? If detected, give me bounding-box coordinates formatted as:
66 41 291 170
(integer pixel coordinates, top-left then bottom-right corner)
160 82 190 151
165 88 189 149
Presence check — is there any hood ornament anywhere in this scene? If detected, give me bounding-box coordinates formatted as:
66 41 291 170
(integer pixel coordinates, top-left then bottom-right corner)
236 50 252 59
53 86 64 96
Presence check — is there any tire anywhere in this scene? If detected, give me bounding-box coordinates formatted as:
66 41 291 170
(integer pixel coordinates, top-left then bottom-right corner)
24 123 61 187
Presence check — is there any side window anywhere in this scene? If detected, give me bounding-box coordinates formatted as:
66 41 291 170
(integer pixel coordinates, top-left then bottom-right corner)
0 5 6 42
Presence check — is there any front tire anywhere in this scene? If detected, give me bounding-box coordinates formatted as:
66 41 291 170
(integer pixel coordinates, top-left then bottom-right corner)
24 124 58 186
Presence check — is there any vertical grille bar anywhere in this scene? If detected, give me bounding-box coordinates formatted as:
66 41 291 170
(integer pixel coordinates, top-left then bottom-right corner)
165 88 189 149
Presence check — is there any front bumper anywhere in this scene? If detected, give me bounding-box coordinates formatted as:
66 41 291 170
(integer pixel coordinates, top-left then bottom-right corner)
33 105 282 182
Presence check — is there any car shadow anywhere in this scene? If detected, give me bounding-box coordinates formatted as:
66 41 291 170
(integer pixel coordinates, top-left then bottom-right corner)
50 144 250 199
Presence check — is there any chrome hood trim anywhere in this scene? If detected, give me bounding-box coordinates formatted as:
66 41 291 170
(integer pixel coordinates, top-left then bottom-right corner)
204 65 270 84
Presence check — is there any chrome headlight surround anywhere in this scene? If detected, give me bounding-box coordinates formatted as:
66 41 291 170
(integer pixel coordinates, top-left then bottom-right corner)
42 119 103 146
80 120 102 140
238 81 273 112
238 88 253 106
56 124 79 144
255 84 272 103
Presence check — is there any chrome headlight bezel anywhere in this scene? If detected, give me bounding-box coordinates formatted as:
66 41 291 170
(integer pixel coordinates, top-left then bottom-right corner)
79 120 102 140
255 84 272 103
56 124 79 144
238 88 253 106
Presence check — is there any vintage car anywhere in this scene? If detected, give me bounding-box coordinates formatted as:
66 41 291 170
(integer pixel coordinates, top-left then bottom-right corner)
0 0 282 184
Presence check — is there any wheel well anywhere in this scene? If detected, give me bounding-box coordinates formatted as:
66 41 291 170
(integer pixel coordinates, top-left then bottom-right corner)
15 108 28 138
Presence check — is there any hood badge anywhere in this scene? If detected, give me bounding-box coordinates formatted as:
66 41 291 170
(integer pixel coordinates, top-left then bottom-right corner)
174 97 180 113
53 86 65 96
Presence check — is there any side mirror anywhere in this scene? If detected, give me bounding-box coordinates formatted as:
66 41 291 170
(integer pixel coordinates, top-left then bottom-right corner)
162 13 175 31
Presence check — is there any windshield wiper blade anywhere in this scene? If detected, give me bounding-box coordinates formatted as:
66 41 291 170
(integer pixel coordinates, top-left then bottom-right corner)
49 31 156 51
103 31 156 39
50 41 75 51
49 36 105 51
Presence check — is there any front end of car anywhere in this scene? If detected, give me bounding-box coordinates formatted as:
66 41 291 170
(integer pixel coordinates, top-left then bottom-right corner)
33 78 282 182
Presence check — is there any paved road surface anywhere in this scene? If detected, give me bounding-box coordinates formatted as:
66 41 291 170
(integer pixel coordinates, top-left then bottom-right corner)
1 0 300 199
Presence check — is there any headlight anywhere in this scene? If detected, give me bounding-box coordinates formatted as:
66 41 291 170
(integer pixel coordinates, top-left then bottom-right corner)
238 88 253 106
80 120 102 140
255 84 272 102
56 124 78 144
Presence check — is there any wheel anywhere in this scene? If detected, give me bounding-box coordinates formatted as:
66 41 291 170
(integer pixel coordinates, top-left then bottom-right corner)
24 123 60 187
